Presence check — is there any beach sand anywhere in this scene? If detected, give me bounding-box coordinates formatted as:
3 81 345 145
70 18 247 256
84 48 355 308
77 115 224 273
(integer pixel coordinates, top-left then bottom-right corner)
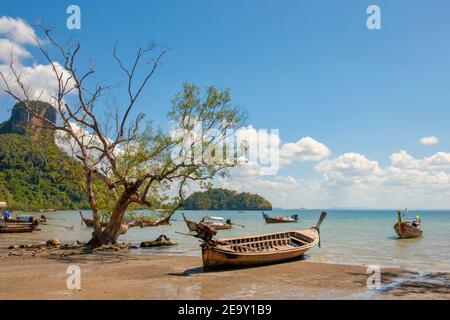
0 249 448 300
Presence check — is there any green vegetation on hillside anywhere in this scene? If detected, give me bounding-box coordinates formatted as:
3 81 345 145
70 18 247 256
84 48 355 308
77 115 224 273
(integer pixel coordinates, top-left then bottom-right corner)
183 188 272 210
0 133 89 211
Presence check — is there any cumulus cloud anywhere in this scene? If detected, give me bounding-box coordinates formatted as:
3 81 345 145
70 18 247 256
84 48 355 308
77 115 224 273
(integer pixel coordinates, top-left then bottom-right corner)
0 62 71 103
0 16 38 45
0 38 30 62
280 137 330 165
0 16 71 103
420 136 439 146
226 131 330 176
390 150 450 170
315 152 384 185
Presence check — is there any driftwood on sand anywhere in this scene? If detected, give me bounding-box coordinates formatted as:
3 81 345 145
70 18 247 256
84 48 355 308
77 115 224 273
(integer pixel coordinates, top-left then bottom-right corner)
140 235 177 247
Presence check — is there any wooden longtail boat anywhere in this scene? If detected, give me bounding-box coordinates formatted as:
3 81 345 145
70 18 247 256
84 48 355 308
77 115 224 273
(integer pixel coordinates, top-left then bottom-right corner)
394 211 422 238
182 213 232 232
182 213 198 231
262 211 298 223
6 215 46 224
79 211 108 227
129 215 171 227
200 211 327 270
0 222 38 233
80 211 171 228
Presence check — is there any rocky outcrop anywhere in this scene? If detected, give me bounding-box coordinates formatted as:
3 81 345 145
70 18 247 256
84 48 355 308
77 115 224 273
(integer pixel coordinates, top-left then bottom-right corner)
0 101 56 137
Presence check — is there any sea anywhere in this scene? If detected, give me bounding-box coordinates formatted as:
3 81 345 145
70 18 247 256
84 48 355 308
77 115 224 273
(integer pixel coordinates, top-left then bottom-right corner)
1 209 449 273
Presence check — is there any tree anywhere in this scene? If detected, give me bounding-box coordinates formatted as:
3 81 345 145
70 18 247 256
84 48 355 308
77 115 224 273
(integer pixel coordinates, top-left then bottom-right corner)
0 26 245 248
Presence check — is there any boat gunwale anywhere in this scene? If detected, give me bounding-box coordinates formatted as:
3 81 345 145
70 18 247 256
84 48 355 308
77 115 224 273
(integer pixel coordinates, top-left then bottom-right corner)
208 229 319 256
214 229 316 243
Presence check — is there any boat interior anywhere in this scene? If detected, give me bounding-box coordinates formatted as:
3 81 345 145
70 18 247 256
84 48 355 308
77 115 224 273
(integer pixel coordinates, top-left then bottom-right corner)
216 231 314 253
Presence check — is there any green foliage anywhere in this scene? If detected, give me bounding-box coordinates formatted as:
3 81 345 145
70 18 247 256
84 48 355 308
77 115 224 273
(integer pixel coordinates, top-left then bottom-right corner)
0 133 89 211
183 188 272 211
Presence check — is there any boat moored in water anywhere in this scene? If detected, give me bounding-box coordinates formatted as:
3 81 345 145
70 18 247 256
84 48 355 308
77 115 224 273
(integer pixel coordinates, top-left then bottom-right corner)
262 211 298 223
394 210 422 239
182 213 232 232
80 211 172 228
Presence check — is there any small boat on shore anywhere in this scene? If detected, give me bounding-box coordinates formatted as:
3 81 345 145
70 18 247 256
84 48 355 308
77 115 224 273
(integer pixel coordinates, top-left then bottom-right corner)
198 211 327 270
262 211 298 223
182 213 232 232
394 211 422 239
0 222 38 233
6 215 46 224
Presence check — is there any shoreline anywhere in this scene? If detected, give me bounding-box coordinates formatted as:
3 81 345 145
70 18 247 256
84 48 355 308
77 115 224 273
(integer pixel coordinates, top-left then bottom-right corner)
0 248 448 300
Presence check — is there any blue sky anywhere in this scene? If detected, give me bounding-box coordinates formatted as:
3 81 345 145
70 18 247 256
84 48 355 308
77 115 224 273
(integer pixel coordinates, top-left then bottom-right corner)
1 1 450 208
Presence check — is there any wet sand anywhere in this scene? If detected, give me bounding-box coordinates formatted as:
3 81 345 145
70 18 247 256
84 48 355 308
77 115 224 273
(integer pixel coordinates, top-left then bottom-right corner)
0 249 448 300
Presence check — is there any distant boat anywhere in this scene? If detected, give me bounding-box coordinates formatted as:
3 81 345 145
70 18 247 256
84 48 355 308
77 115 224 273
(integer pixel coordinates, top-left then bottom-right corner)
79 211 108 227
129 215 172 227
200 211 327 270
394 211 423 239
79 211 171 228
262 211 298 223
0 222 38 233
182 213 232 232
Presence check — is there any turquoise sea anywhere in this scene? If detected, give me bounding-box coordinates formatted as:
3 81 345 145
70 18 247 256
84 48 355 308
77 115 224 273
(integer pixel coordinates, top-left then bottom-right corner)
1 209 450 272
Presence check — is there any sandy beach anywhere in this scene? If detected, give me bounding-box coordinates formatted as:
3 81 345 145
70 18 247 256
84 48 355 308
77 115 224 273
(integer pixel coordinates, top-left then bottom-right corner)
0 247 448 300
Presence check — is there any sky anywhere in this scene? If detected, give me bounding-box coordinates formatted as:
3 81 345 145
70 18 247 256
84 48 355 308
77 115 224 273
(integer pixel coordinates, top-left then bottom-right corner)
1 0 450 208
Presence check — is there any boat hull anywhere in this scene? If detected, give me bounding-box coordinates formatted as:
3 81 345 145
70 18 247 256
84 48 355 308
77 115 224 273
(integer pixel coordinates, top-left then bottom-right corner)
182 213 231 231
202 229 319 270
263 217 298 224
394 222 423 238
0 223 36 233
262 213 298 224
131 216 171 227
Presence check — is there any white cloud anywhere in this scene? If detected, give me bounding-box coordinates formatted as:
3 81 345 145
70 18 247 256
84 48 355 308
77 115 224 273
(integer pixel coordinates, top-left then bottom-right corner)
390 150 450 170
0 17 73 104
0 62 72 103
420 136 439 146
315 152 384 185
280 137 330 164
0 38 30 62
0 16 38 45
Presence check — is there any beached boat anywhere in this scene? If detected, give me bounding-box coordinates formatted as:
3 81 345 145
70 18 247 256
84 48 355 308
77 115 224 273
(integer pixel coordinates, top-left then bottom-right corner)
0 222 38 233
262 211 298 223
199 211 327 270
394 211 422 238
182 213 232 232
6 215 46 224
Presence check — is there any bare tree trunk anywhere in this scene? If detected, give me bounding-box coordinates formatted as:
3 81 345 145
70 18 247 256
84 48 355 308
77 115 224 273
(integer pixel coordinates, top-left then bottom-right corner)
86 190 132 249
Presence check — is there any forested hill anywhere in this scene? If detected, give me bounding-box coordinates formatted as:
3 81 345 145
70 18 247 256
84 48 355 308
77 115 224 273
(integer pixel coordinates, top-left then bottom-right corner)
183 188 272 210
0 101 89 211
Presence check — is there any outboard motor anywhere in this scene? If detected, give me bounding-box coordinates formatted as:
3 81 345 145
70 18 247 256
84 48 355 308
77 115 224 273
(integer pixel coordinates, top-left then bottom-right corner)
195 222 217 242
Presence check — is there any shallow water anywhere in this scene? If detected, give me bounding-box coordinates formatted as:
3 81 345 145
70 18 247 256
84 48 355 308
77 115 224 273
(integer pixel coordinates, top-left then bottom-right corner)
1 209 449 273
